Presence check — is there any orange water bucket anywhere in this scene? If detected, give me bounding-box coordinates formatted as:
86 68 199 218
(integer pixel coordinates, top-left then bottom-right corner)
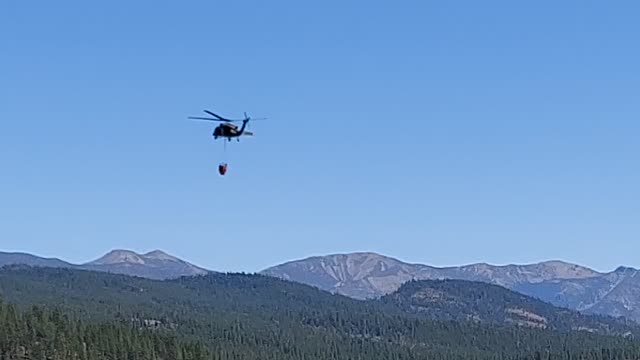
218 163 227 175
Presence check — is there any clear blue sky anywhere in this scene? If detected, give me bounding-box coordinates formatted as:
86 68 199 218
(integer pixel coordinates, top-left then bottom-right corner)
1 1 639 273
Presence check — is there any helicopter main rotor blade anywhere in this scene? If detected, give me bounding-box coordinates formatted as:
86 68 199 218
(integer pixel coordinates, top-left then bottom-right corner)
195 110 265 122
188 116 228 122
203 110 234 122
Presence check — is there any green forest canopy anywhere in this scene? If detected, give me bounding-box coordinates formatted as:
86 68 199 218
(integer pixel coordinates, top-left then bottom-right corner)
2 266 640 360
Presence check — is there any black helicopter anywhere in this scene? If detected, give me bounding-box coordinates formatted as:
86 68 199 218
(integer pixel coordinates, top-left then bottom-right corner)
188 110 265 141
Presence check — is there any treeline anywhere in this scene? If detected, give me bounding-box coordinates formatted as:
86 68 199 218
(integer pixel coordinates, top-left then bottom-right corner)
3 266 640 359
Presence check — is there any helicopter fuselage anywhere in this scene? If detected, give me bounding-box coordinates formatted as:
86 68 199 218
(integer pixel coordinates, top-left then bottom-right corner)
213 120 249 140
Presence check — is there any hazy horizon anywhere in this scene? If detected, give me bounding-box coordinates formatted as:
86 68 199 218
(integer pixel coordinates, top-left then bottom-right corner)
0 247 631 274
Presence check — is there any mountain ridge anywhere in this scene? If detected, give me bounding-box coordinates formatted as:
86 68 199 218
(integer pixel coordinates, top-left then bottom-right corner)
0 251 76 269
0 249 209 280
261 252 604 298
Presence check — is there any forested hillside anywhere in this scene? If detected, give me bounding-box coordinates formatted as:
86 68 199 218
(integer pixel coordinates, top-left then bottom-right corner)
3 265 640 360
0 299 209 360
381 279 637 335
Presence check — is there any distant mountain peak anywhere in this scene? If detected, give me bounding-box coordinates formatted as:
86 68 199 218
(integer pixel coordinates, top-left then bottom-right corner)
538 260 574 265
88 249 188 265
536 259 601 273
614 266 637 274
143 250 180 261
89 250 146 265
296 251 392 262
82 249 209 280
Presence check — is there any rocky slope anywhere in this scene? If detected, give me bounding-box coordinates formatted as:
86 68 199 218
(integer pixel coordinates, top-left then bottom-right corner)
261 252 600 299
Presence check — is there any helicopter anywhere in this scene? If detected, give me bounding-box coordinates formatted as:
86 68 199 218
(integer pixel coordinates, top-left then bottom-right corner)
188 110 265 141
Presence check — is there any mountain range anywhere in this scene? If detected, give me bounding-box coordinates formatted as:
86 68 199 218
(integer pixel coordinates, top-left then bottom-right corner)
260 252 640 322
3 249 640 323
